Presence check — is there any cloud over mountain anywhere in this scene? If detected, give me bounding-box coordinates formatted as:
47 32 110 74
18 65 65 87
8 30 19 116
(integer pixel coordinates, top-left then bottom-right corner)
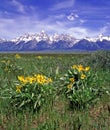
0 0 110 40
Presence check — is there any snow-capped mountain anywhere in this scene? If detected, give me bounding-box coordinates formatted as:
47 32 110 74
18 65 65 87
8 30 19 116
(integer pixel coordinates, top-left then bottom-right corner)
84 34 110 42
11 31 50 44
0 38 7 43
11 30 77 45
0 32 110 51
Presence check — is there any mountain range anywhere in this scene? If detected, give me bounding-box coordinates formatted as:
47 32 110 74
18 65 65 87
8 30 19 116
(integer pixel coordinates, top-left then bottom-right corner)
0 31 110 51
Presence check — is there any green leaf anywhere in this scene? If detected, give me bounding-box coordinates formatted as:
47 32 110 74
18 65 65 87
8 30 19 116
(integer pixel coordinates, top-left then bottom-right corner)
19 100 25 108
34 100 38 109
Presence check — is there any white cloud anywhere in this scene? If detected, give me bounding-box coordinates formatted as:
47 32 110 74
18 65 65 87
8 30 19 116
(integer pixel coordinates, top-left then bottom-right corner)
0 15 100 40
74 14 79 18
100 23 110 34
0 16 88 39
67 15 75 21
67 13 79 21
79 19 86 23
0 10 108 40
10 0 26 13
100 26 108 34
50 0 75 10
54 14 66 19
67 27 88 38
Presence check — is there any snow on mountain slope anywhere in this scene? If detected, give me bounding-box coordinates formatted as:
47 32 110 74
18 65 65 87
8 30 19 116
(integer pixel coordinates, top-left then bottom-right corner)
84 34 110 42
11 31 77 45
0 32 110 51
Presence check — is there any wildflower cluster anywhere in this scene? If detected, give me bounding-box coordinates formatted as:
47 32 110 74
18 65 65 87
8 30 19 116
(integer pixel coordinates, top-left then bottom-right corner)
11 74 53 111
16 74 52 92
67 64 90 90
61 64 98 110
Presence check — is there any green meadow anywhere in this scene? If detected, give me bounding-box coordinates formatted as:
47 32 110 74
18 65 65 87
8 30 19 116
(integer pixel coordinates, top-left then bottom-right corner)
0 51 110 130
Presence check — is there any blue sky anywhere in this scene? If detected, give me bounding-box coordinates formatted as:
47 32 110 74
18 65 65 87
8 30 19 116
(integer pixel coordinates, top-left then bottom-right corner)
0 0 110 39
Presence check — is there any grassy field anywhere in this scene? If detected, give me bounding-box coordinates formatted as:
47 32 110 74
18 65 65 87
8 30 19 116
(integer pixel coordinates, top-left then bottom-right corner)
0 52 110 130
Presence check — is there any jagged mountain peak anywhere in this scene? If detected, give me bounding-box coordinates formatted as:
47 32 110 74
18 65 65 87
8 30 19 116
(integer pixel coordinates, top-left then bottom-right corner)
0 32 110 51
84 34 110 42
11 31 77 45
0 38 7 43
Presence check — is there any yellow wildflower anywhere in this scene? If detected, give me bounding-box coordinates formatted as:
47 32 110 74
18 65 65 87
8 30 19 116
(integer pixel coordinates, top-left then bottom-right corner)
18 76 24 81
37 56 42 59
77 65 84 72
72 64 85 72
67 84 73 89
35 74 46 84
69 78 75 83
85 66 90 71
47 78 53 83
25 76 34 84
18 74 52 85
16 85 22 92
18 76 28 84
34 74 53 84
81 74 86 79
15 54 21 59
72 65 77 69
29 77 36 84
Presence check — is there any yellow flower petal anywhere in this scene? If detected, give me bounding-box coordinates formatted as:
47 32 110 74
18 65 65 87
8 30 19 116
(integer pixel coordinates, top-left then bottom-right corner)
16 85 22 92
81 74 86 79
67 84 73 89
85 66 90 71
69 78 75 82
